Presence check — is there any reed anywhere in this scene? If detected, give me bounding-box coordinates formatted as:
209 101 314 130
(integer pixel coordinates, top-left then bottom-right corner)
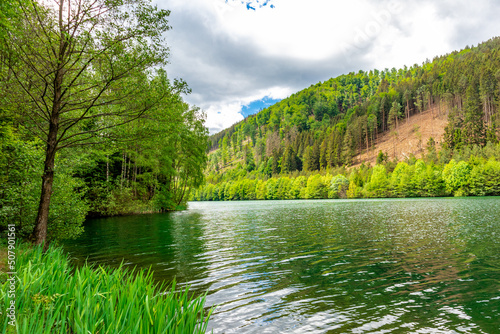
0 244 213 333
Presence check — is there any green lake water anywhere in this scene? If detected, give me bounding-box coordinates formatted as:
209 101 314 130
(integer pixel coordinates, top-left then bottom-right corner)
63 198 500 333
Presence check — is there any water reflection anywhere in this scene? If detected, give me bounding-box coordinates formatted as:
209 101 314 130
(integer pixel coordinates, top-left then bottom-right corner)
64 198 500 333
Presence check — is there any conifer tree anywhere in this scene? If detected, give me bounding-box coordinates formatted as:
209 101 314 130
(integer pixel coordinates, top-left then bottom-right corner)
463 80 485 146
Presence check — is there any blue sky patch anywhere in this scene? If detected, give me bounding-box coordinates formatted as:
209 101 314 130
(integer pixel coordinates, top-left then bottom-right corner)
241 96 281 118
226 0 275 10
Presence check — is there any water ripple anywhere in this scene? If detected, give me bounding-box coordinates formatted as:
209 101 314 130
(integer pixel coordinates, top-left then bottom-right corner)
64 198 500 333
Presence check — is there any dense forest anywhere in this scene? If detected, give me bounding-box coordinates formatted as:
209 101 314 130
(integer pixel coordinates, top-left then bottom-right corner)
193 37 500 201
0 0 208 243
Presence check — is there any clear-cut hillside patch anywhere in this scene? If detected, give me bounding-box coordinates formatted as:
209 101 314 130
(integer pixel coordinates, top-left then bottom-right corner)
353 105 448 167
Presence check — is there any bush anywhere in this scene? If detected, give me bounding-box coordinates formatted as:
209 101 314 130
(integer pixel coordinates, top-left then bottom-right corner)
305 174 328 199
469 159 500 196
329 174 349 199
390 162 413 197
364 165 389 198
443 159 472 196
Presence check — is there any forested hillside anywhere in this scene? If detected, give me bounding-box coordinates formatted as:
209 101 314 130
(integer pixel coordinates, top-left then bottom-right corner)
193 37 500 201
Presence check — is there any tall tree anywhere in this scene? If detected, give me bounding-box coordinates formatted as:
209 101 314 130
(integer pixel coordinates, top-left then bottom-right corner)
463 80 485 146
156 105 208 210
319 140 328 170
1 0 177 245
403 89 411 122
379 95 387 132
388 101 402 131
388 101 402 157
244 143 256 171
281 146 297 173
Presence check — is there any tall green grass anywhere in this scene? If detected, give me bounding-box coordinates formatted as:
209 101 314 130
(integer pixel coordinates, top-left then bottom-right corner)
0 244 213 333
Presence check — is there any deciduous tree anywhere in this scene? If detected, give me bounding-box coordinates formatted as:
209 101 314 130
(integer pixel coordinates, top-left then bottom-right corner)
1 0 177 245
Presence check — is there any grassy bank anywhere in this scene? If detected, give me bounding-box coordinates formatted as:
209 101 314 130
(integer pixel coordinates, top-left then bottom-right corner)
0 244 212 333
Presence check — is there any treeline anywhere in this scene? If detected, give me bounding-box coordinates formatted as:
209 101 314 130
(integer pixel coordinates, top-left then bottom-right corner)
206 38 500 180
193 144 500 201
0 0 208 243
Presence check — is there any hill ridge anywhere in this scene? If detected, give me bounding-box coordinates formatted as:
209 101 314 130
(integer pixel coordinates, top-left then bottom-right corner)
203 37 500 182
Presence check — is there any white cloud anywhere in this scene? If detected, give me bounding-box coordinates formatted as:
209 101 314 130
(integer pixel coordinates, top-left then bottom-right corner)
204 102 244 134
212 0 364 60
158 0 500 133
202 85 294 133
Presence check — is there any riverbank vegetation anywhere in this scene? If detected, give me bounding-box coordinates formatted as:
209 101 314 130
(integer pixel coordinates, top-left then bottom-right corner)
1 1 212 331
195 38 500 201
193 146 500 201
0 244 212 333
0 0 208 243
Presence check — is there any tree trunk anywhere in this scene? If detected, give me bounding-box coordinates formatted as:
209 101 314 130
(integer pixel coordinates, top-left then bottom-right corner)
121 151 126 187
30 0 69 247
406 99 410 123
382 109 385 132
106 155 109 183
365 126 369 157
31 29 65 246
133 156 137 196
393 133 396 158
31 111 59 246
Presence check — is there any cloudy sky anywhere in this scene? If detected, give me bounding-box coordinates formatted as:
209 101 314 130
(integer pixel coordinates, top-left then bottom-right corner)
157 0 500 134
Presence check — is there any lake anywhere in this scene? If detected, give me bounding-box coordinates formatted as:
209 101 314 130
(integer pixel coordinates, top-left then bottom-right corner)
63 198 500 333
